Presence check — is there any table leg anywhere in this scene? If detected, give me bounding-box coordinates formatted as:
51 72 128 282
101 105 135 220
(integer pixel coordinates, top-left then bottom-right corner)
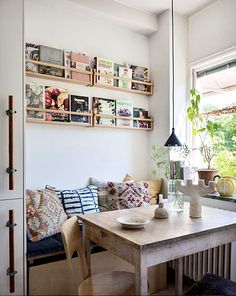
82 223 91 276
175 257 183 295
135 256 148 295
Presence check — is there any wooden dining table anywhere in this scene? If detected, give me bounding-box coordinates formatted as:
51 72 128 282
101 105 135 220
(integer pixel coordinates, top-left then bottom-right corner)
78 203 236 295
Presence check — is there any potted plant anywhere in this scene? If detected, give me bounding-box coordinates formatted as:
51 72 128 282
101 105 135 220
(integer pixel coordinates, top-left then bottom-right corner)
187 88 221 184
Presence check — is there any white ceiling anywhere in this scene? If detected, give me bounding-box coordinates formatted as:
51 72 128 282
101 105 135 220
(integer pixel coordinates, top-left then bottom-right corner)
113 0 215 16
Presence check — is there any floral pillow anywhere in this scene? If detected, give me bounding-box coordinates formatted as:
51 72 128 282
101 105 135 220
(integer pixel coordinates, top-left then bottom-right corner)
107 181 150 211
26 189 67 242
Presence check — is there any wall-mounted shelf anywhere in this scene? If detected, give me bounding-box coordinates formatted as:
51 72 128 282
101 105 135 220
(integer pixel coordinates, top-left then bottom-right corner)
26 107 153 131
26 107 93 127
25 59 93 86
25 59 154 96
93 71 153 96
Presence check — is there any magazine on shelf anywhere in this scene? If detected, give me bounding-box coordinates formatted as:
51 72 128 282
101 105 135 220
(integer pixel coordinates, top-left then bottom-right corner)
133 107 149 128
130 65 149 92
39 45 64 77
94 57 114 86
45 86 69 122
70 95 89 123
113 63 124 87
116 99 133 127
64 50 72 79
25 43 39 73
70 52 90 83
118 66 132 89
26 84 44 119
93 97 116 126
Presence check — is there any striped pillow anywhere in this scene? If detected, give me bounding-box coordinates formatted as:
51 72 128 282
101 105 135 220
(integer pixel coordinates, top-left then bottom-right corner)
56 185 99 217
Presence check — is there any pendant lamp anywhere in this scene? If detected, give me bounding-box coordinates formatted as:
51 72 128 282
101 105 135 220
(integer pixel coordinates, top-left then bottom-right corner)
164 0 182 147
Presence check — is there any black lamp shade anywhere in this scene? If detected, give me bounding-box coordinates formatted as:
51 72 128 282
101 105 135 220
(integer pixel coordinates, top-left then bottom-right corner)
164 128 182 147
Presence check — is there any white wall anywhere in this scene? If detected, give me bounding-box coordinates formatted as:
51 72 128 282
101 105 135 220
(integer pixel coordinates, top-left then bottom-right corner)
25 0 151 189
188 0 236 63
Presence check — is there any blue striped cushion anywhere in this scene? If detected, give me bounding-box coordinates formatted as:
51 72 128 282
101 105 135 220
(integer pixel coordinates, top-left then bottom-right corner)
56 185 99 217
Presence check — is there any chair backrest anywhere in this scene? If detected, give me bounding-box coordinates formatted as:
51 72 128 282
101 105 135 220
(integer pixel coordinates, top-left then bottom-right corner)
61 216 89 281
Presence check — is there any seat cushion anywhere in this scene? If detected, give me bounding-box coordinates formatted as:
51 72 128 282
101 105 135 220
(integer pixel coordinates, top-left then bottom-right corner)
27 232 64 258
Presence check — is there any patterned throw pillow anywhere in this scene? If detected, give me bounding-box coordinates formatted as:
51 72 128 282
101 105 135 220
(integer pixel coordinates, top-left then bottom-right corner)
56 185 99 217
26 189 67 242
107 181 150 211
123 174 163 205
89 177 109 212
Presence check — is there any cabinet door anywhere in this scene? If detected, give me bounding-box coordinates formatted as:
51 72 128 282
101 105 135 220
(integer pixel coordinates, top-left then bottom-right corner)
0 199 24 295
0 0 24 200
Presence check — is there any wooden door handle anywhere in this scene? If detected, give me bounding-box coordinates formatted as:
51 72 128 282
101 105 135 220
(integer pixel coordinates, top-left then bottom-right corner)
6 95 17 190
6 209 18 293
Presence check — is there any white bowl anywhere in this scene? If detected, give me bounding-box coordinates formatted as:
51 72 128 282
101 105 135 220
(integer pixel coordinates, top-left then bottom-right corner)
117 216 150 229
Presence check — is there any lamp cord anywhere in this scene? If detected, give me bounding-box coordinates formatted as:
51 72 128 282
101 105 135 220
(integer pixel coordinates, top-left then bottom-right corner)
171 0 175 130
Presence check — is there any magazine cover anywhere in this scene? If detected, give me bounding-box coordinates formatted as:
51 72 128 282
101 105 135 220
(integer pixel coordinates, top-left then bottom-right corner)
116 99 133 127
39 45 64 77
70 52 90 83
131 65 149 91
45 86 69 122
118 66 132 89
93 97 116 126
95 57 114 86
133 107 149 128
113 63 123 87
70 95 89 123
64 50 72 79
26 84 44 119
25 43 39 73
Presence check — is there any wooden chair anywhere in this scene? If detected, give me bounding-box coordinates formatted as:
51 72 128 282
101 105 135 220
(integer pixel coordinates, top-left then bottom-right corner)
61 216 135 295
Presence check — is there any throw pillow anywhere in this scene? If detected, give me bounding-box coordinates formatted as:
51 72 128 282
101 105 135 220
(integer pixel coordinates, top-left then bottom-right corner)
89 177 109 212
123 174 163 205
26 189 67 242
56 185 99 217
107 181 150 211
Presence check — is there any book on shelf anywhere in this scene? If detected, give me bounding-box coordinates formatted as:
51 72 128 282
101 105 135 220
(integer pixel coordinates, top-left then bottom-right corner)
26 84 44 120
25 43 39 73
131 65 149 92
64 50 72 79
39 45 64 77
133 107 150 128
45 86 69 122
116 99 133 127
70 52 90 83
93 97 116 126
118 66 132 89
113 63 123 87
94 57 114 86
70 95 89 123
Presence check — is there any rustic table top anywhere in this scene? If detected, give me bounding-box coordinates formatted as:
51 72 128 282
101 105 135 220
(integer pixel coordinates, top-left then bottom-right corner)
78 203 236 249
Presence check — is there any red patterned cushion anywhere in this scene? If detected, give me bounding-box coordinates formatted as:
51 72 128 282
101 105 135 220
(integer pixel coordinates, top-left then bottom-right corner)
107 181 150 211
26 189 67 242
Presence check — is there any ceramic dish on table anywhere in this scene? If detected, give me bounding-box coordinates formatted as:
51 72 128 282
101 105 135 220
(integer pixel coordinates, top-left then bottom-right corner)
117 216 150 229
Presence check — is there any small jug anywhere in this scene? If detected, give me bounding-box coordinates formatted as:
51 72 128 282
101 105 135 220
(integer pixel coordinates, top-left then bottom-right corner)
213 175 236 196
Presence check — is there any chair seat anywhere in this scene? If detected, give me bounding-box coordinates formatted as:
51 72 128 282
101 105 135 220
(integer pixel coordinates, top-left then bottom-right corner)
78 271 135 295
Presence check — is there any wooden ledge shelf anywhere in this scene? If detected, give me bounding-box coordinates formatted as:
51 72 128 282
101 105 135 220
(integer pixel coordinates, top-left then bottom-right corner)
25 59 93 86
25 60 154 96
26 107 93 127
94 114 153 131
94 71 153 96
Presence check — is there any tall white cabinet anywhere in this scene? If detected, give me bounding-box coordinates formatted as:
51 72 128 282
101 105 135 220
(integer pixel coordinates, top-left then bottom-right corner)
0 0 25 295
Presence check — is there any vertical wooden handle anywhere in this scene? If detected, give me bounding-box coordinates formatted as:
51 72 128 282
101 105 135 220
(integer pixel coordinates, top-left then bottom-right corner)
6 95 17 190
6 209 17 293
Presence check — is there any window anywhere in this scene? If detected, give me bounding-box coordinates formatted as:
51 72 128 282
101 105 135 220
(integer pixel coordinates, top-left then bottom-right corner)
192 58 236 178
